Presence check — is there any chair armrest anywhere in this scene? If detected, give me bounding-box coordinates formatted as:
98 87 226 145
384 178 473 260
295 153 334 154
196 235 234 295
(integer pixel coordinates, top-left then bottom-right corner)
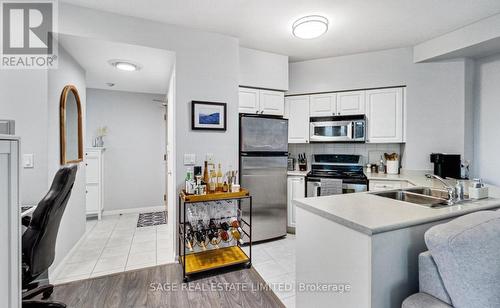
419 251 452 305
402 293 453 308
22 216 31 228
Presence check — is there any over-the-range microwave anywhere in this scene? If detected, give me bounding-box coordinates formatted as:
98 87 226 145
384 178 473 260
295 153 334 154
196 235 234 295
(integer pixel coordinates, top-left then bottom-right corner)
310 115 366 143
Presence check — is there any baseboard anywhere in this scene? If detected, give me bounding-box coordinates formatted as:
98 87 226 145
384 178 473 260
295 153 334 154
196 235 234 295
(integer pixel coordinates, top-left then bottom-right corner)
49 222 96 281
102 205 167 216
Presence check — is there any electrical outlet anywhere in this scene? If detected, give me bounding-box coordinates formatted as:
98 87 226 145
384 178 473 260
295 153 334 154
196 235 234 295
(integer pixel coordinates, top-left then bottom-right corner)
183 153 196 165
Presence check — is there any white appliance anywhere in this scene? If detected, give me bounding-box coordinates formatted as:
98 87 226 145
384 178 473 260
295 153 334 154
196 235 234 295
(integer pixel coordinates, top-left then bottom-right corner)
310 115 366 142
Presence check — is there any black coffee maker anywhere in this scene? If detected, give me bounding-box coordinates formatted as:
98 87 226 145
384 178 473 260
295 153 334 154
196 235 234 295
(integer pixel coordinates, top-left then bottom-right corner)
430 153 461 179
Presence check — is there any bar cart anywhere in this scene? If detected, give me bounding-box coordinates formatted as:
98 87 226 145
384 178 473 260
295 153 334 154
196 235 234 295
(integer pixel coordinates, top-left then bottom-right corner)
178 189 252 282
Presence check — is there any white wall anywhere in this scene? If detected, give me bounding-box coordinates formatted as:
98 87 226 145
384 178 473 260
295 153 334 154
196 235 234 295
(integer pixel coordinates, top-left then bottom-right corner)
289 47 471 170
57 4 240 259
473 53 500 185
239 47 289 90
58 3 239 197
86 89 166 212
0 71 48 204
47 45 87 273
1 45 88 273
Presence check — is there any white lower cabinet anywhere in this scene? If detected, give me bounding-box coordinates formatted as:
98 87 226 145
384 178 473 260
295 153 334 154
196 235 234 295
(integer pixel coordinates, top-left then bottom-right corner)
287 176 306 228
369 179 410 192
85 148 105 219
285 95 310 143
366 87 403 143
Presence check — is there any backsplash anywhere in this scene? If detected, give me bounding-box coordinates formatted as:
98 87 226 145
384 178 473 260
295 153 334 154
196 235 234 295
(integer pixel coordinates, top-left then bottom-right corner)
289 143 402 168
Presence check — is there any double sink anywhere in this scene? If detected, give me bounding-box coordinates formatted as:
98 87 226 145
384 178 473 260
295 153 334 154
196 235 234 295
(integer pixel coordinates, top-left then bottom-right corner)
371 187 470 208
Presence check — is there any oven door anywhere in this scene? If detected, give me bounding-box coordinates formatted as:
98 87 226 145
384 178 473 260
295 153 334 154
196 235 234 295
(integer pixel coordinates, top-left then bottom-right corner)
310 121 353 142
306 177 367 197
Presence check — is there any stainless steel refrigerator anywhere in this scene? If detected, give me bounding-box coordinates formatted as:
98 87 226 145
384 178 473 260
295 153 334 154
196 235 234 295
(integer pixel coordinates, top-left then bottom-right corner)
240 114 288 242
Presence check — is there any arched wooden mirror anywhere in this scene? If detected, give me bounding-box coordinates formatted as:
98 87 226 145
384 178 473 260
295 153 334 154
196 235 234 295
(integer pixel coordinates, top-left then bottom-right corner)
60 85 83 165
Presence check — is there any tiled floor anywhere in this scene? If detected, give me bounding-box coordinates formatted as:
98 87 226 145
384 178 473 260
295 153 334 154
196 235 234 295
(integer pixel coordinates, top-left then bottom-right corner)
52 214 296 307
244 235 296 308
52 213 174 284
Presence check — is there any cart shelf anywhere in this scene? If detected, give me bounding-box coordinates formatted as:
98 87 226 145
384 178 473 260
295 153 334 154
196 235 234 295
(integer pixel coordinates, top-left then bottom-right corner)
180 246 249 274
178 188 252 282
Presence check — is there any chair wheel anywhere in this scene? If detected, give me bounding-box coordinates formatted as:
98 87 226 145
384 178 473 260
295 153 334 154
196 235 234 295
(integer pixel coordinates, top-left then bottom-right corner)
245 262 252 269
183 277 189 283
42 288 53 299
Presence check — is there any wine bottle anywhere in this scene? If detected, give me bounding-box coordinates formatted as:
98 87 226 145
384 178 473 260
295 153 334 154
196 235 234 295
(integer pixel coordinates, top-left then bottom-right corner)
216 163 223 191
185 222 194 252
195 220 207 250
230 217 243 233
220 221 230 231
207 219 220 247
203 161 209 186
230 228 244 245
209 170 216 193
219 229 230 242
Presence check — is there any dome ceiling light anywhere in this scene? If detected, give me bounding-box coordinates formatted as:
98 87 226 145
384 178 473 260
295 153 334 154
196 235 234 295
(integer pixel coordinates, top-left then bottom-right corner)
292 15 329 39
109 60 141 72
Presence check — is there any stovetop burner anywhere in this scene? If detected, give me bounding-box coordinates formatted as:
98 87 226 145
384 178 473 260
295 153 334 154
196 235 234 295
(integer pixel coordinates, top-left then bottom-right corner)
307 154 368 183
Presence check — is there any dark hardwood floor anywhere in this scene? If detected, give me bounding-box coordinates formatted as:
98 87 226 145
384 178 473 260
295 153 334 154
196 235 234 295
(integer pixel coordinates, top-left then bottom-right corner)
43 264 285 308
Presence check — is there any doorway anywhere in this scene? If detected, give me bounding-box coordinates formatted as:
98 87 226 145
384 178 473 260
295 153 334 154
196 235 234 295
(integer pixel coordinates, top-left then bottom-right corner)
50 34 177 283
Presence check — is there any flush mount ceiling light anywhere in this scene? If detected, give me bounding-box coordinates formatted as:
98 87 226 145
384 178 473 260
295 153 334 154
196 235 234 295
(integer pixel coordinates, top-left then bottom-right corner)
292 15 329 39
109 60 141 72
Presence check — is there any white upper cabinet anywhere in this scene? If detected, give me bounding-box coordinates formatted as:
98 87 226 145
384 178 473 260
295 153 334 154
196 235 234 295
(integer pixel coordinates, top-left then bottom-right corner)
366 87 403 143
309 93 337 116
238 87 284 116
285 95 310 143
238 88 260 114
337 91 366 115
260 90 285 116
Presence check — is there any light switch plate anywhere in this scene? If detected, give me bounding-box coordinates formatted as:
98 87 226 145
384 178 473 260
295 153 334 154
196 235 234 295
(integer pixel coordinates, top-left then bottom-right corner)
23 154 34 168
184 153 196 165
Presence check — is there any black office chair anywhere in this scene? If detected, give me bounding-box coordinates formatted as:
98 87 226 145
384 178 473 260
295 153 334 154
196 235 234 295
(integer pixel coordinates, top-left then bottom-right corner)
21 164 78 308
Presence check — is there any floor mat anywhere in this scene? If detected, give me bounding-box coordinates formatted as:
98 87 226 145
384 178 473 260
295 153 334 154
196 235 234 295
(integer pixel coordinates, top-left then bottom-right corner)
137 211 167 227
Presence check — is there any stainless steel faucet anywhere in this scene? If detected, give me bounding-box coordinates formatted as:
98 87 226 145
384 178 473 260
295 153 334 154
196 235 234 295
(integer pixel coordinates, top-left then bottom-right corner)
425 174 464 204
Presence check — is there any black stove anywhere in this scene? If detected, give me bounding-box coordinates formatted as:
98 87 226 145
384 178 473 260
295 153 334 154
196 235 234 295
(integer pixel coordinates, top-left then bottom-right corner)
307 154 368 185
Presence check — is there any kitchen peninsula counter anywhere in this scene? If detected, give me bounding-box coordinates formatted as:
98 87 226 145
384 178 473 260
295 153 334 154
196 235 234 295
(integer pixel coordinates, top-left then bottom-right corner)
295 172 500 308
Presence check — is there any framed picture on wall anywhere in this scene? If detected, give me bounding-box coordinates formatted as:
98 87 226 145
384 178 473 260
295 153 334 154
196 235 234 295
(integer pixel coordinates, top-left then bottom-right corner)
191 101 227 131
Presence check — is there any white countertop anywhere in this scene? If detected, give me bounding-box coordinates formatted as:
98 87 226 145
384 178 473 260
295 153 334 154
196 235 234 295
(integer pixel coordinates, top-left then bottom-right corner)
295 170 500 235
366 169 445 187
287 170 309 176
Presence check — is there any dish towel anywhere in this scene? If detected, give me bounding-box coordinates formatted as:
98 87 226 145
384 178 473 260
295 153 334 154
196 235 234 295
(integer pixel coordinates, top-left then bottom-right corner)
320 178 343 196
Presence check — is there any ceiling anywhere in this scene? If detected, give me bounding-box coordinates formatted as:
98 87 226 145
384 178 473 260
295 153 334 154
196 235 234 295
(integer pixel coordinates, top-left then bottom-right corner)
62 0 500 62
59 34 175 94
